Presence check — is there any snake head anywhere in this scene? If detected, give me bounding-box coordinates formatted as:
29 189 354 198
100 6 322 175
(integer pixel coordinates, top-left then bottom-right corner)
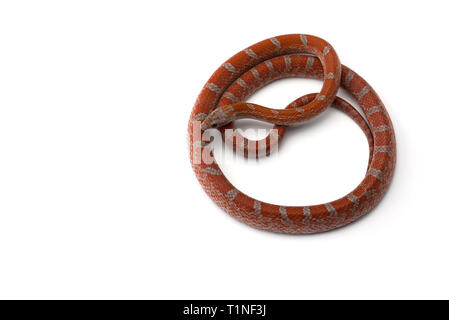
201 105 236 130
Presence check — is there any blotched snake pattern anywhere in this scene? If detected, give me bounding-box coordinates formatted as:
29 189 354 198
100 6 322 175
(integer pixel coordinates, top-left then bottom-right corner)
188 34 396 234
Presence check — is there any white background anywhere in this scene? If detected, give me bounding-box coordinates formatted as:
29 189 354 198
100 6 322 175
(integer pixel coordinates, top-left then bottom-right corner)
0 1 447 299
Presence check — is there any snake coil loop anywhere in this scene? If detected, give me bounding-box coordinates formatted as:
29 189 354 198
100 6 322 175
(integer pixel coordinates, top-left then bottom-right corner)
188 34 396 234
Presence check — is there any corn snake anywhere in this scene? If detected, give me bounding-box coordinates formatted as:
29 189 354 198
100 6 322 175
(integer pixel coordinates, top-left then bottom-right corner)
188 34 396 234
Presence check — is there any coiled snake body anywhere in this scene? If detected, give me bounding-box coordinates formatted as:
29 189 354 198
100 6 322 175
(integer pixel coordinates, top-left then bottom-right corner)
188 34 396 234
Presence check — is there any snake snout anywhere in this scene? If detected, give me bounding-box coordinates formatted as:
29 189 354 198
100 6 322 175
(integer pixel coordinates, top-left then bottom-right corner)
201 107 234 130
